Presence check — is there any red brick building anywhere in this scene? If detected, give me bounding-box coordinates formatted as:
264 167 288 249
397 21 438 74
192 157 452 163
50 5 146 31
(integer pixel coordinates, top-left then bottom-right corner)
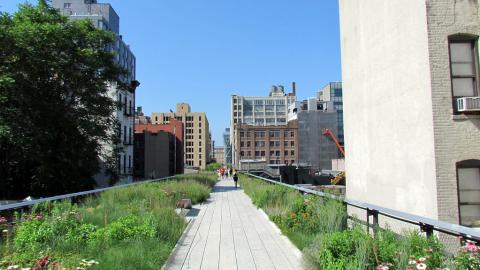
134 120 184 178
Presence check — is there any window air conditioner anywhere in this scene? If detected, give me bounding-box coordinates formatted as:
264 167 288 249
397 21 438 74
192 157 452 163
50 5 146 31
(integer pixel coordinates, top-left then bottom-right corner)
457 97 480 112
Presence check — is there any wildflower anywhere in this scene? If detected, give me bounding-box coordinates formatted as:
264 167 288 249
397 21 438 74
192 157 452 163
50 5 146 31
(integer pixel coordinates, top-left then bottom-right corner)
34 214 44 220
377 265 389 270
38 256 49 267
466 241 479 252
416 263 427 270
417 257 426 263
409 260 417 265
2 229 8 234
290 213 297 219
7 265 20 270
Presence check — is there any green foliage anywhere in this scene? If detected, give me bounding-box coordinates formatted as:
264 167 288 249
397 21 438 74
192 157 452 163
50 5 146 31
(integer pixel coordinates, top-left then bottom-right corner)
239 174 459 270
0 0 127 199
1 175 213 269
306 227 374 270
455 242 480 270
206 162 221 171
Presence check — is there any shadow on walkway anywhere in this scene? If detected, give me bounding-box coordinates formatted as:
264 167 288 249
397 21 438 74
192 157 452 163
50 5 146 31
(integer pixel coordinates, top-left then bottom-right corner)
213 185 241 193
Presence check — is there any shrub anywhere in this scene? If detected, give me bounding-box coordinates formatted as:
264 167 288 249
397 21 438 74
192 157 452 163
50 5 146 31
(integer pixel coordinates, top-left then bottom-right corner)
1 175 213 269
305 227 373 270
454 241 480 270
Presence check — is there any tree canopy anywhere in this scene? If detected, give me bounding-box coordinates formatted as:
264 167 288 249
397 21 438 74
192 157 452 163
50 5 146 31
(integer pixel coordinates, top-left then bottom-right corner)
0 1 127 199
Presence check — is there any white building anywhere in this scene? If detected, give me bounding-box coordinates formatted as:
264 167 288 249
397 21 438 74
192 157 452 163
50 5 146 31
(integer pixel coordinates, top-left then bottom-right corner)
53 0 137 185
339 0 480 229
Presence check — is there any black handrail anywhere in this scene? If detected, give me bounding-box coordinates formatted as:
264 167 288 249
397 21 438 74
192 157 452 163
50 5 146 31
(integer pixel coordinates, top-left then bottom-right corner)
244 173 480 242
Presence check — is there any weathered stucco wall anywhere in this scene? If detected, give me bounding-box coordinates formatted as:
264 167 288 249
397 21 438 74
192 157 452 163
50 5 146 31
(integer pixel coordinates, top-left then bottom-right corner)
339 0 439 219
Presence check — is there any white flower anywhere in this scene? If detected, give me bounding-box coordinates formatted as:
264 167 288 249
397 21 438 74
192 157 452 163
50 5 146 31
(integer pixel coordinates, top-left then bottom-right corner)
7 266 19 270
416 263 427 270
409 260 417 265
418 257 427 262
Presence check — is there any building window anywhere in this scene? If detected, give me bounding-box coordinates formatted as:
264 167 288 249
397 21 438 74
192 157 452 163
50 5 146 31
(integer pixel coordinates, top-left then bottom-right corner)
291 150 295 156
241 141 245 147
240 151 245 157
64 3 72 8
457 160 480 227
291 141 295 147
449 37 479 112
247 141 251 147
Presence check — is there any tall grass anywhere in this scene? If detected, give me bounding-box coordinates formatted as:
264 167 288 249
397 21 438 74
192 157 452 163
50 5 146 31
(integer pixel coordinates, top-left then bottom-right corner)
0 172 217 269
239 174 460 270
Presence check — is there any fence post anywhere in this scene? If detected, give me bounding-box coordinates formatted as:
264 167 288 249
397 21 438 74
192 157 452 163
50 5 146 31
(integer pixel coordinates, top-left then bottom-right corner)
367 208 379 235
420 223 434 237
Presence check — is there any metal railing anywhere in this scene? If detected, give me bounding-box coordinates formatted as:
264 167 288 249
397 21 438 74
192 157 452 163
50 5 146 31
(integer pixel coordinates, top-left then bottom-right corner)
0 176 176 213
244 173 480 243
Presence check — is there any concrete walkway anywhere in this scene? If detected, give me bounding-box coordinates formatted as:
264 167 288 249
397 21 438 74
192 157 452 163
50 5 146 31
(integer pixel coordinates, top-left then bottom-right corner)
165 179 303 270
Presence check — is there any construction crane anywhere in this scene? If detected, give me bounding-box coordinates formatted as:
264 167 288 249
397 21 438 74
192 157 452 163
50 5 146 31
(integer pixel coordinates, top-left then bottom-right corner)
322 129 345 157
322 129 346 185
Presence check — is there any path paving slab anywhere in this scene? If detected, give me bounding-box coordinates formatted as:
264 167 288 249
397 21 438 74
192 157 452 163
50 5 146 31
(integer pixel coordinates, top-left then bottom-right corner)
164 179 303 270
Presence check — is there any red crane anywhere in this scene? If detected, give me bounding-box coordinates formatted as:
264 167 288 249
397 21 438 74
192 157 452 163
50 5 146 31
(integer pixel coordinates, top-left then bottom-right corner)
322 129 345 157
322 128 346 185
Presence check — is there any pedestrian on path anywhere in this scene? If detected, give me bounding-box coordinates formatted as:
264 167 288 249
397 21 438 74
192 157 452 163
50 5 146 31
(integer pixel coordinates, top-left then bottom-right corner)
233 169 238 189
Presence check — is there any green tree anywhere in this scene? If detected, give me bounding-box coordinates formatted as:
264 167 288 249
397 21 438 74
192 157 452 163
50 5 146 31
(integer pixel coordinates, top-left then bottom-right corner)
0 1 127 199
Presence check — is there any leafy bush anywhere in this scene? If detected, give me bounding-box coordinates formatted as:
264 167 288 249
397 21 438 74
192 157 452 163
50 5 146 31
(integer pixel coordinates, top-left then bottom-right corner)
454 241 480 270
206 163 221 171
305 227 373 270
1 174 214 269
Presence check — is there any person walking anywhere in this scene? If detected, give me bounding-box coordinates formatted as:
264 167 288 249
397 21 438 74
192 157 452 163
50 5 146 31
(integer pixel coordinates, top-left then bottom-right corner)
233 169 238 189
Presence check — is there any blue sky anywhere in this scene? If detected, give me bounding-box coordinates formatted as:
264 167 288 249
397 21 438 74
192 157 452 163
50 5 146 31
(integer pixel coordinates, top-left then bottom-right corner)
1 0 342 146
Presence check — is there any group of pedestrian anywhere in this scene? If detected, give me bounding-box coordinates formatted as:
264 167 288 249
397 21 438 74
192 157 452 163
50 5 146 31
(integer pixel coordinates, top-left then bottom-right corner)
217 166 239 188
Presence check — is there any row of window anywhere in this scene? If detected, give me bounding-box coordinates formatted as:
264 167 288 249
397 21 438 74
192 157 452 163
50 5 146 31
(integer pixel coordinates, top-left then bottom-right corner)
118 94 134 116
119 154 132 175
240 130 295 138
240 150 295 157
240 140 295 148
186 147 203 153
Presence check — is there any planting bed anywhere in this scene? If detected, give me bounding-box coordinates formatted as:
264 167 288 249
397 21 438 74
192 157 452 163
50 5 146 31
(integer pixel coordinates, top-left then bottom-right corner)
239 174 480 270
0 173 217 270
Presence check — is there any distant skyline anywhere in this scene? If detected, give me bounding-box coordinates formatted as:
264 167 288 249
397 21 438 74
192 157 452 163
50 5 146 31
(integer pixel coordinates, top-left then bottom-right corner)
1 0 342 146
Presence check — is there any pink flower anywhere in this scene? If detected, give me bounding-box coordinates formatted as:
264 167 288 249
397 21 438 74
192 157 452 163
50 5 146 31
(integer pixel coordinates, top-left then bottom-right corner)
38 256 49 267
466 241 478 252
34 214 44 220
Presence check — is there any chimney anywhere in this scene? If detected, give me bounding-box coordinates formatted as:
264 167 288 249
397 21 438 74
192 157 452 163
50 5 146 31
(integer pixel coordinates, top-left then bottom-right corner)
292 81 296 96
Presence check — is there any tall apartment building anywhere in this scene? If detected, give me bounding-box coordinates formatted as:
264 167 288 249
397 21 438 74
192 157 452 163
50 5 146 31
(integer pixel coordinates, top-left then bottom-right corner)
52 0 137 185
231 85 297 166
340 0 480 229
152 103 211 170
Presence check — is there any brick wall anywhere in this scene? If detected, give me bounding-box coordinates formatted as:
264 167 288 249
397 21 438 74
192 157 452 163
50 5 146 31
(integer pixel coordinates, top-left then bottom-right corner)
426 0 480 225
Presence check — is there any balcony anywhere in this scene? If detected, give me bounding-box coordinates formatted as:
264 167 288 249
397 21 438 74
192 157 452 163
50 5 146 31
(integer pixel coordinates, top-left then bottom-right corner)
457 96 480 112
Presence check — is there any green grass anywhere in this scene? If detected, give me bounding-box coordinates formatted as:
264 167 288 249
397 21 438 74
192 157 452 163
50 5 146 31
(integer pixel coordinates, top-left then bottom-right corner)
239 174 465 270
0 172 217 270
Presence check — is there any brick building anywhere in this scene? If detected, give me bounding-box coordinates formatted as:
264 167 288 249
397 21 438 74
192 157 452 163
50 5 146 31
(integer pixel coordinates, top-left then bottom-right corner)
234 120 298 166
134 120 184 178
152 103 211 170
